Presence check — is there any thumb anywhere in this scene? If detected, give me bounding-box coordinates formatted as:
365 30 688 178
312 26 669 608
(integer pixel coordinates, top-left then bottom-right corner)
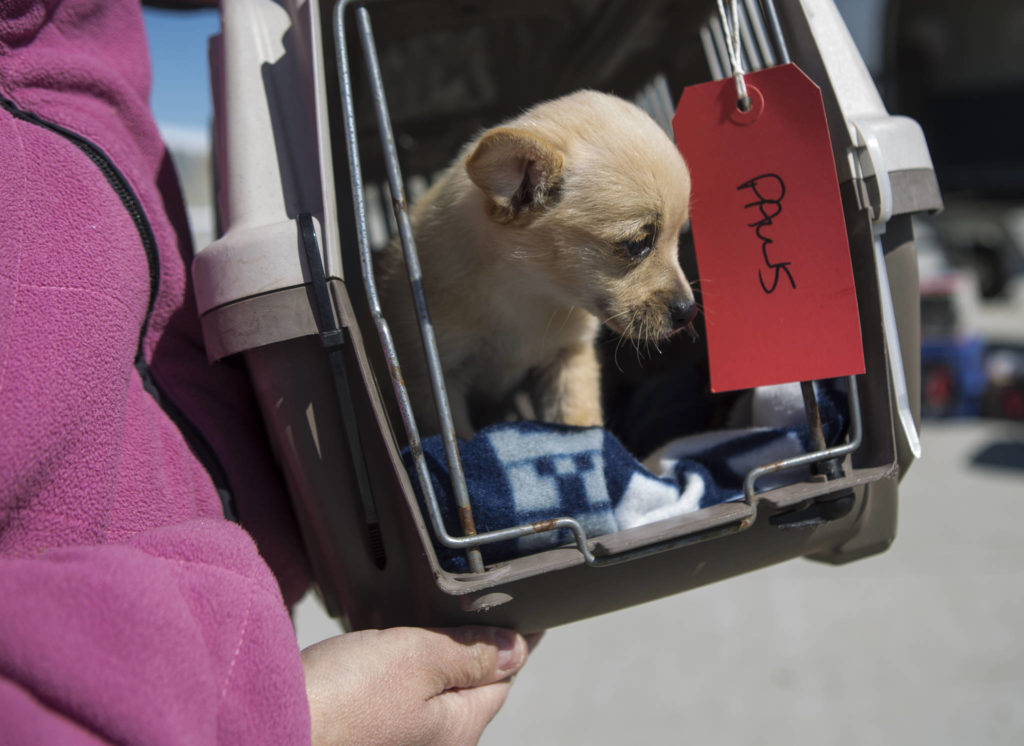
416 627 529 694
417 628 528 746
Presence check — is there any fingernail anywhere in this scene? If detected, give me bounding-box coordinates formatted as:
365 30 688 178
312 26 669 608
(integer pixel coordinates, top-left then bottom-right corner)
494 628 524 672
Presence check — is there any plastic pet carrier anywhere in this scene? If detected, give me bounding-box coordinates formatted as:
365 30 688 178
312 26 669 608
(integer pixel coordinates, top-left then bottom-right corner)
194 0 942 632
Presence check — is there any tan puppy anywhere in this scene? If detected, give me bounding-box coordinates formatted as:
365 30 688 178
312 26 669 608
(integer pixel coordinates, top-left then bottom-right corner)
377 90 695 438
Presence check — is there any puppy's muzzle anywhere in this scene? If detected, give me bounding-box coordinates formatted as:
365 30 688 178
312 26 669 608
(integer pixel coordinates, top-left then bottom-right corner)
669 299 699 341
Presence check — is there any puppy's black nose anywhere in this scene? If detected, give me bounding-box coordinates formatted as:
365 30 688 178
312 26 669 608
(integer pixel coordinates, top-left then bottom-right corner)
669 300 698 330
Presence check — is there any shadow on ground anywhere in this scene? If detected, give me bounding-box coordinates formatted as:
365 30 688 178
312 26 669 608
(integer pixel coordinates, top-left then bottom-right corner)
972 433 1024 471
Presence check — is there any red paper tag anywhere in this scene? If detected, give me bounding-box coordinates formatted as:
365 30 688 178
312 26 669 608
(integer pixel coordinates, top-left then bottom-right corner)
673 64 865 392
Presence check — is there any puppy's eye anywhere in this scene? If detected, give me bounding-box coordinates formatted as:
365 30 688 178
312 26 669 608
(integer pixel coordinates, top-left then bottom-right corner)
622 229 656 260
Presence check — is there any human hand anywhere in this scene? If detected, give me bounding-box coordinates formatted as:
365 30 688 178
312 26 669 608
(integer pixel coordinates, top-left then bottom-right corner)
301 626 533 746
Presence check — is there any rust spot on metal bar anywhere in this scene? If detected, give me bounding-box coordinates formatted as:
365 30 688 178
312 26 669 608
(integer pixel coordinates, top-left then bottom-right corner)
387 363 405 389
458 506 478 536
530 519 560 533
801 380 828 452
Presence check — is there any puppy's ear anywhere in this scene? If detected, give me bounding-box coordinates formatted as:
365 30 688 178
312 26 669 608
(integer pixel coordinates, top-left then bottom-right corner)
466 127 563 223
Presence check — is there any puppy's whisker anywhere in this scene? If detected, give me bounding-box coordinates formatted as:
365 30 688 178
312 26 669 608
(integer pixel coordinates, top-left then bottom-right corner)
629 313 643 357
649 324 662 356
648 320 662 354
612 334 627 373
600 308 632 328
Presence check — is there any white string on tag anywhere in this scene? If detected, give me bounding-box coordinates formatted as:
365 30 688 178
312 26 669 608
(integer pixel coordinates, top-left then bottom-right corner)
716 0 751 111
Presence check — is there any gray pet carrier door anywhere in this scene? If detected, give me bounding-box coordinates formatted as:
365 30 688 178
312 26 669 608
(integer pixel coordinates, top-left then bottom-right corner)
192 0 941 632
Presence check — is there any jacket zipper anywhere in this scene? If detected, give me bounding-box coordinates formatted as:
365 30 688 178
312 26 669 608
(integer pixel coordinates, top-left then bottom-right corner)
1 93 237 521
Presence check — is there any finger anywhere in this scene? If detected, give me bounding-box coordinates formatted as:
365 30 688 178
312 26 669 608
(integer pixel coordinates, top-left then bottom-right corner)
417 627 529 694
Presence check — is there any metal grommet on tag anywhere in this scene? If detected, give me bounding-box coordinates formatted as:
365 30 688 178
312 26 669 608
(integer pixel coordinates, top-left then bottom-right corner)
729 84 764 126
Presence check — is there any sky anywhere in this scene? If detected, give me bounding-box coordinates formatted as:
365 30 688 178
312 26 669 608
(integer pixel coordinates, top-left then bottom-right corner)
142 6 220 135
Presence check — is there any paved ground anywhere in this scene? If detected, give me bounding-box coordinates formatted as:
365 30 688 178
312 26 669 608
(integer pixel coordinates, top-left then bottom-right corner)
294 418 1024 745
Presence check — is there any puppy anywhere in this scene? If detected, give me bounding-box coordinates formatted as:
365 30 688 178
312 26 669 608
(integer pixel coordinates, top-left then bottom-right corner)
377 90 695 438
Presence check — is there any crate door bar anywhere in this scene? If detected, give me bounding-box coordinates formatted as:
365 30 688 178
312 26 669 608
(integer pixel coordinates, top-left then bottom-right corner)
759 0 792 64
743 0 777 67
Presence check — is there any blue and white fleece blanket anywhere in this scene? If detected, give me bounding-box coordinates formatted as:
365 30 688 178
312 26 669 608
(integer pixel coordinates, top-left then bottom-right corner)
406 380 848 571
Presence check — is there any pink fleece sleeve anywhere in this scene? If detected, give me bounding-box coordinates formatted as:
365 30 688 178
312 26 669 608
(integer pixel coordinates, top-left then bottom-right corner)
0 520 311 745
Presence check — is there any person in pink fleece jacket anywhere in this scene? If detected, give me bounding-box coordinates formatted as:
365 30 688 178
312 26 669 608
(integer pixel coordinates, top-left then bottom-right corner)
0 1 530 743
